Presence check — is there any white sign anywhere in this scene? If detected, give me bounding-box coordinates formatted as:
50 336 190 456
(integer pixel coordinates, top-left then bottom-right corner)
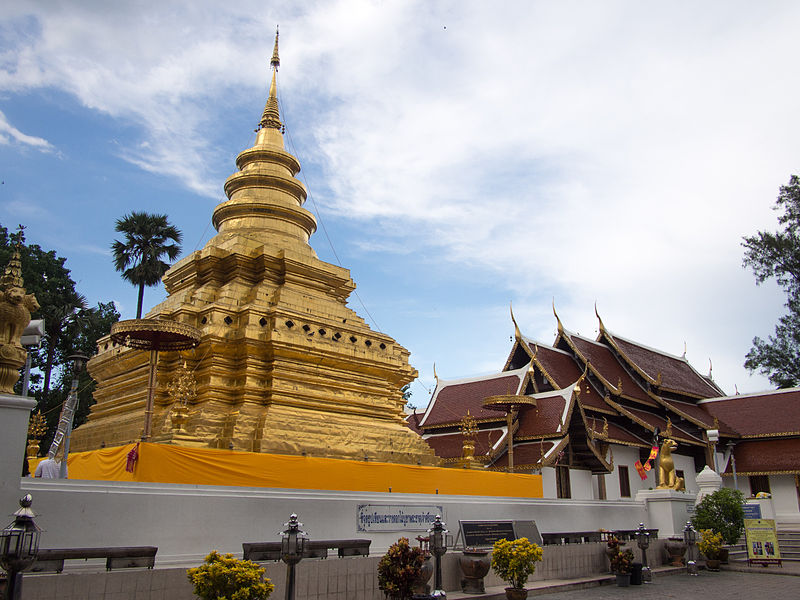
356 504 444 532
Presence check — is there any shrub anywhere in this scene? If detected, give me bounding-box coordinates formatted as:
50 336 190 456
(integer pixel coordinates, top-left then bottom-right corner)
692 488 745 545
187 550 274 600
609 548 634 574
377 537 425 599
491 537 544 590
697 529 724 560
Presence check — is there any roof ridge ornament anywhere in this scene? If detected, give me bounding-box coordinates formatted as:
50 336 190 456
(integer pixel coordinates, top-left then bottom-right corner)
433 362 439 383
707 358 713 378
510 301 523 342
552 298 564 334
682 341 687 359
594 302 606 334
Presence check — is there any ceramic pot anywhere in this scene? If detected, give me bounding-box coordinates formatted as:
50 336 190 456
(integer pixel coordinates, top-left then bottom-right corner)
706 558 721 571
459 550 491 594
615 573 631 587
504 587 528 600
718 548 729 564
664 538 687 566
411 556 433 596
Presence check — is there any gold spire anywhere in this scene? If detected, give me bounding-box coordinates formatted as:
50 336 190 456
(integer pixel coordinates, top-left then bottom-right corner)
259 27 283 131
0 232 24 290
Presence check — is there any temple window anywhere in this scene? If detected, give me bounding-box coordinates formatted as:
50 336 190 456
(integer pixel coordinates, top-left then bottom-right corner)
556 466 571 499
749 475 771 496
618 465 631 497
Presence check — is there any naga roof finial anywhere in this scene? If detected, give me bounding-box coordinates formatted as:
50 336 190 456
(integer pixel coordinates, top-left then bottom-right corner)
510 301 523 342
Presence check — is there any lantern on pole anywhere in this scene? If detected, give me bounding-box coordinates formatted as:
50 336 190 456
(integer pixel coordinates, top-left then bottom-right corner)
0 495 42 600
280 514 308 600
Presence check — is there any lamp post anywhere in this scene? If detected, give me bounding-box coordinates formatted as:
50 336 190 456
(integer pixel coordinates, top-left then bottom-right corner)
683 522 698 576
280 514 307 600
635 523 651 583
428 515 448 599
0 495 41 600
58 353 89 479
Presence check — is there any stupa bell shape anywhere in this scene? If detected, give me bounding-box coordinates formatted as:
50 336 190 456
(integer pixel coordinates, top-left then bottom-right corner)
72 33 438 466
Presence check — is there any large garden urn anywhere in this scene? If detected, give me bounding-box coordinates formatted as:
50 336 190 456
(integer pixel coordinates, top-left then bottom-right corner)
459 549 491 594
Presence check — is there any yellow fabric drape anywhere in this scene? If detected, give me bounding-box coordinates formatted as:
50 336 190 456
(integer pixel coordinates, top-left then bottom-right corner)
31 444 543 498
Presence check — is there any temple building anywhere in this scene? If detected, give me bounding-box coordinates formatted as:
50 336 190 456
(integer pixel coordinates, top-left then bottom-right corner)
70 33 438 466
413 308 800 526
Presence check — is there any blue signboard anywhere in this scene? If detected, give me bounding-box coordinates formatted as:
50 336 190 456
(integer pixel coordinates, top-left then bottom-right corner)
743 503 762 519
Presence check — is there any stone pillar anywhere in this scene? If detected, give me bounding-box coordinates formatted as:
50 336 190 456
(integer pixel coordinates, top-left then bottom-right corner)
695 466 722 505
635 489 697 538
0 394 36 513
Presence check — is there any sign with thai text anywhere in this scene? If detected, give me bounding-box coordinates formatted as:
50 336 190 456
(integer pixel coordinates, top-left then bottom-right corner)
744 518 781 565
460 520 517 549
356 504 443 532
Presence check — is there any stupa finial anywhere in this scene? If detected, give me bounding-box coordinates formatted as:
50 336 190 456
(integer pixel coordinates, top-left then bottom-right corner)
258 27 283 131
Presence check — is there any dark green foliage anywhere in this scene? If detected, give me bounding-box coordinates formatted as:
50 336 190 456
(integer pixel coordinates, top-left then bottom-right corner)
692 488 745 545
742 175 800 387
112 211 182 319
0 224 119 450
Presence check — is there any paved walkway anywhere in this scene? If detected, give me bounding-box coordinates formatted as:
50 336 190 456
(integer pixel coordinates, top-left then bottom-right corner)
524 566 798 599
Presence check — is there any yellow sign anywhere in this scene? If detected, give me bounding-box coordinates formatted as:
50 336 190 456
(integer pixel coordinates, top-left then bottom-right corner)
744 518 781 564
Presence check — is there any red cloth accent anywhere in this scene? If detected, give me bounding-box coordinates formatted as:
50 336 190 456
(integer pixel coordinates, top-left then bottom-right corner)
643 460 652 472
634 460 648 480
648 446 659 461
125 443 140 473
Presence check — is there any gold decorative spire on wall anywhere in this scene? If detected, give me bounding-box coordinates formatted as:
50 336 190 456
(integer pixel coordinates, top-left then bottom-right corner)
259 27 283 132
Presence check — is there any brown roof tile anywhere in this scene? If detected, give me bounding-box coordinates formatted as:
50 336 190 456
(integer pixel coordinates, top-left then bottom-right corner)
516 393 569 438
491 440 557 469
607 332 724 398
568 335 654 404
419 368 526 428
619 405 703 444
424 428 506 459
586 418 649 447
529 343 610 412
661 398 736 436
699 389 800 437
726 438 800 474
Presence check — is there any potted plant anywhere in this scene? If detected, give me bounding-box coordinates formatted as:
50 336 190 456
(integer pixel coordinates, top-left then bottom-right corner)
378 537 426 600
490 537 544 600
609 548 634 587
698 529 724 571
187 550 274 600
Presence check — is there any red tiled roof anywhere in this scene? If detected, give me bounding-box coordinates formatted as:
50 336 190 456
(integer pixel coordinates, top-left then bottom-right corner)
568 335 654 405
661 398 736 436
424 428 505 459
725 438 800 474
491 440 557 469
585 418 649 447
516 393 569 438
606 332 724 398
405 412 424 435
699 389 800 437
419 369 525 428
619 405 703 444
530 344 610 412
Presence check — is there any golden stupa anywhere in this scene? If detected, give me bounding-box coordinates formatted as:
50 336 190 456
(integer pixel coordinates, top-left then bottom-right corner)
71 32 438 466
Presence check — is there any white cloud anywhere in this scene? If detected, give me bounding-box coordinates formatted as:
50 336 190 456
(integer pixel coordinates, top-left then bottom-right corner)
2 1 798 393
0 109 54 152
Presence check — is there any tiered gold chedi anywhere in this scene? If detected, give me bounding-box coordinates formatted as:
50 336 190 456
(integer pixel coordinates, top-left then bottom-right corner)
71 33 438 466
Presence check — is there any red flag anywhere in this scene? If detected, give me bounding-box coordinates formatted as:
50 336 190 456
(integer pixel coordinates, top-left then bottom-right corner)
648 446 659 461
125 443 139 473
643 460 652 472
634 460 648 480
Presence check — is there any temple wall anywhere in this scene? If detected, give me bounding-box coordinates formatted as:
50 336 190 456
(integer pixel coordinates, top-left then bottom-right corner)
19 478 648 563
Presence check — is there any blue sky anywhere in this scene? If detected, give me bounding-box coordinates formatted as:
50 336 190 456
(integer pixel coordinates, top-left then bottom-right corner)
2 1 799 402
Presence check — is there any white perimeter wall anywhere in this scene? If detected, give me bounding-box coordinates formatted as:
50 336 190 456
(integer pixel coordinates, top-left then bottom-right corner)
19 478 648 564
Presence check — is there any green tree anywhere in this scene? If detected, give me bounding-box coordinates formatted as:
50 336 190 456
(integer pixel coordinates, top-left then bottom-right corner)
692 488 745 545
112 211 182 319
742 175 800 388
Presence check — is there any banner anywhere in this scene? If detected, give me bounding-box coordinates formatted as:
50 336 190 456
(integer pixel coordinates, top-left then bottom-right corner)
634 460 648 480
648 446 659 461
745 518 782 565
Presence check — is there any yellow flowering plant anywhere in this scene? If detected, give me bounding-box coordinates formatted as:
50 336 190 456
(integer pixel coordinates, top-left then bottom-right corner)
187 550 275 600
697 529 724 560
490 537 544 590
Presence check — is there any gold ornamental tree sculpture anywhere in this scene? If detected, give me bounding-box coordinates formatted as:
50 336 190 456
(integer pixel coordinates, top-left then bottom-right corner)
71 31 437 466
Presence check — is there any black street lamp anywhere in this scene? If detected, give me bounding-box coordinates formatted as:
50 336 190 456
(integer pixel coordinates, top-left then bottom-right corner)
635 522 651 583
683 521 698 576
0 495 41 600
428 515 448 599
280 514 307 600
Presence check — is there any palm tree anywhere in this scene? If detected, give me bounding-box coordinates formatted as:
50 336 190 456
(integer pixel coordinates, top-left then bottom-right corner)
112 212 182 319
